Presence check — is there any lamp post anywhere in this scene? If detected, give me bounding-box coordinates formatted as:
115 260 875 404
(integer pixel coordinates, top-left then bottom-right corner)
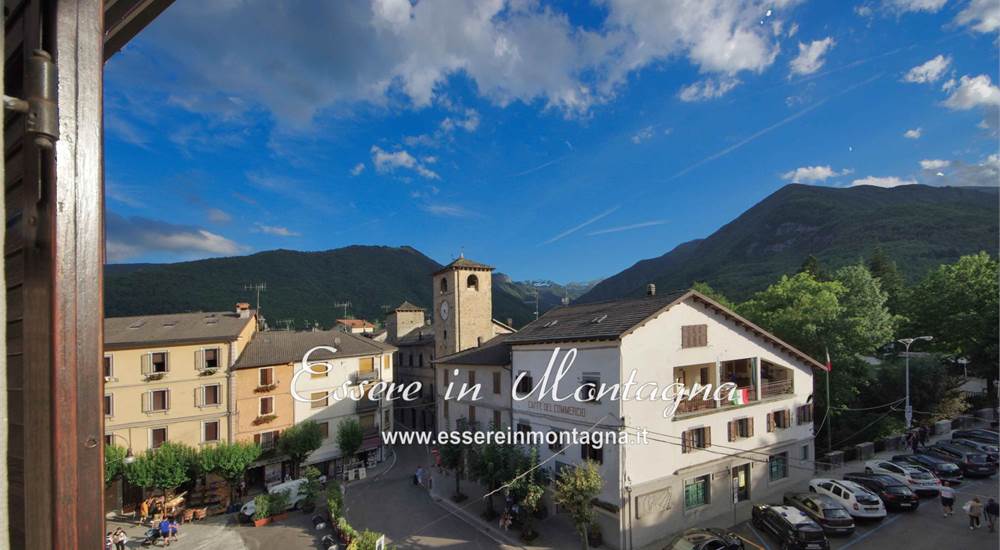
108 432 136 465
898 336 933 429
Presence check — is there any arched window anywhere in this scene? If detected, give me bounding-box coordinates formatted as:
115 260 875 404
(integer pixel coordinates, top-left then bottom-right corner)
467 274 479 290
440 277 448 293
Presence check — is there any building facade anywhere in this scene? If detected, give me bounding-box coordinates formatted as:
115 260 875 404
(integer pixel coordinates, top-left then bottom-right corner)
103 304 257 454
435 334 513 432
504 288 821 550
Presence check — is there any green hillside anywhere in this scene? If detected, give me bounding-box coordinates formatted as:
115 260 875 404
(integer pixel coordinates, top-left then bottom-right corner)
105 245 539 328
579 184 999 303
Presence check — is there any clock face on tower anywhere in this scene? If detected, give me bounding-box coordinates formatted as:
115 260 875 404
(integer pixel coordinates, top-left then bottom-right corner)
440 301 449 321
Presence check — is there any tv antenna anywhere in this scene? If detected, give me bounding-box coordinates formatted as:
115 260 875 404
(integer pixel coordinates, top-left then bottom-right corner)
243 282 267 313
277 319 294 331
334 300 352 318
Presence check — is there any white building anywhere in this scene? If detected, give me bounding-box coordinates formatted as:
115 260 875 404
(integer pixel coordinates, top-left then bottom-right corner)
504 286 822 549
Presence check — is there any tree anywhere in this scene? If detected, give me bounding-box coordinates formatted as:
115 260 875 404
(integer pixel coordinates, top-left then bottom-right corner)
831 264 898 354
299 466 323 512
125 442 196 503
278 420 324 478
198 441 261 502
507 447 548 540
336 418 364 463
797 255 824 280
867 246 906 314
470 441 517 518
691 281 736 309
105 445 129 486
553 461 603 550
438 439 467 501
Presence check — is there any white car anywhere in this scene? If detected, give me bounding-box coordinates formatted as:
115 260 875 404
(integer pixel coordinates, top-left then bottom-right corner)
809 478 887 519
864 460 941 495
240 478 309 518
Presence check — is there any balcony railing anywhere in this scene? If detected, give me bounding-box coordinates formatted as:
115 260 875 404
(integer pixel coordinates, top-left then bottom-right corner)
760 379 794 398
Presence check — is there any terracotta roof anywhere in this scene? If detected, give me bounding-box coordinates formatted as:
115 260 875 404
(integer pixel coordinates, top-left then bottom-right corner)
433 256 493 275
394 301 425 312
233 329 395 370
395 325 435 346
436 334 512 366
105 311 255 348
336 318 375 329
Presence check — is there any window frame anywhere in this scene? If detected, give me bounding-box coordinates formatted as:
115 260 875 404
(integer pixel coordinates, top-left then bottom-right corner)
684 474 710 510
103 393 114 418
259 396 275 416
103 354 114 379
150 427 168 449
769 452 789 482
202 420 221 443
201 383 222 407
310 391 329 409
259 366 275 387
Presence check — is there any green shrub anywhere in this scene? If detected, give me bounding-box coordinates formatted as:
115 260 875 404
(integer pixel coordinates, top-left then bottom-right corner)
269 489 290 513
348 530 385 550
326 484 344 518
337 516 357 541
253 494 271 521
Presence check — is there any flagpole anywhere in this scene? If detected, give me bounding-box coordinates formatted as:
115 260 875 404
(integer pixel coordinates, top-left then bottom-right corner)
826 369 832 453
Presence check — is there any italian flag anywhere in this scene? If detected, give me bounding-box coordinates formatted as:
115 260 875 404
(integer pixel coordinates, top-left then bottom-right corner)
731 387 751 405
824 348 832 372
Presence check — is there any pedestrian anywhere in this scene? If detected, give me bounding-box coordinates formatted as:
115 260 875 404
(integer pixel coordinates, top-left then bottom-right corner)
939 484 955 517
105 531 113 550
965 497 983 530
139 498 150 525
415 465 424 487
919 425 929 448
910 432 919 454
169 517 180 542
986 498 999 533
112 527 128 550
158 516 171 547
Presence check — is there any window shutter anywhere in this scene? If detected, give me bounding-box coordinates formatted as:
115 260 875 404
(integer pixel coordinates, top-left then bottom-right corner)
195 387 201 408
141 353 151 375
705 426 711 447
142 391 150 413
749 417 755 437
165 389 171 411
195 349 204 371
728 421 736 442
254 433 260 445
767 412 775 432
681 431 689 453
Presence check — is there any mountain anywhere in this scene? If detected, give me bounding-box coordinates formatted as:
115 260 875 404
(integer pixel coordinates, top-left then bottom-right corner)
493 275 600 317
578 184 999 303
105 246 543 329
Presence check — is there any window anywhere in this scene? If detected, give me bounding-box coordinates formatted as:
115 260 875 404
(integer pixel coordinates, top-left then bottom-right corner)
310 362 328 378
684 475 710 509
151 427 168 449
579 374 600 402
104 394 113 417
801 444 810 461
142 352 169 375
469 405 477 424
681 324 708 348
255 430 278 451
549 431 568 452
360 413 375 430
359 356 375 374
682 427 711 453
769 452 789 481
310 391 328 409
318 421 330 439
581 440 603 464
467 274 479 290
468 370 476 388
797 404 814 425
103 354 114 378
104 434 114 447
440 277 448 293
382 355 390 370
728 417 754 441
768 409 791 432
259 396 274 415
201 384 221 406
515 371 534 395
493 371 502 394
203 421 220 443
408 354 414 367
198 347 220 370
493 410 502 429
259 367 274 387
418 354 424 367
517 422 532 435
443 400 449 418
144 389 170 412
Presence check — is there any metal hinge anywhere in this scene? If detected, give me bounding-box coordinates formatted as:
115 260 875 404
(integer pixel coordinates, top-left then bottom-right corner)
3 49 58 149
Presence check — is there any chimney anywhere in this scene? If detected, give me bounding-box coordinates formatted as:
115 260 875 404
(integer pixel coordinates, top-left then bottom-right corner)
506 318 513 328
646 283 656 297
236 302 251 319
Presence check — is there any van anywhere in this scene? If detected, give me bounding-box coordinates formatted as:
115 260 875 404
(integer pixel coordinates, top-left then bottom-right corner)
240 478 309 519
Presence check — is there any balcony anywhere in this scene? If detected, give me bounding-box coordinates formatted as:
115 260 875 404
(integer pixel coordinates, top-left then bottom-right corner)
357 394 379 413
671 357 796 418
760 378 793 398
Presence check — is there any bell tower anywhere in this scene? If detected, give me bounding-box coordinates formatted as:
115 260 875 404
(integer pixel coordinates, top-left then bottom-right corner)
433 255 494 359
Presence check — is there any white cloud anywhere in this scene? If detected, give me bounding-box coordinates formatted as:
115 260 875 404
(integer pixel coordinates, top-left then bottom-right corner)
943 74 1000 110
855 5 874 17
942 78 957 93
253 223 301 237
789 37 836 76
370 145 440 179
850 175 918 187
679 77 741 102
440 109 480 133
420 203 477 218
787 22 799 37
903 127 923 139
106 213 248 261
113 0 798 124
919 159 951 170
955 0 1000 32
781 165 852 183
631 125 655 144
884 0 948 13
903 54 951 84
350 163 366 176
207 208 232 223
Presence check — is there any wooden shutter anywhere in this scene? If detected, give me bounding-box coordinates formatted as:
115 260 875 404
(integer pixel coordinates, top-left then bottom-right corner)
142 391 150 413
195 349 205 371
681 430 690 453
163 351 170 372
767 412 775 432
748 417 755 437
254 433 261 445
705 427 711 447
728 421 736 442
195 387 201 408
165 389 171 411
141 353 152 375
469 370 475 387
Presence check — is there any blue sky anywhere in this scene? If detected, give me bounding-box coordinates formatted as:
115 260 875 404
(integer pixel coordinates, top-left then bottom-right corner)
104 0 999 282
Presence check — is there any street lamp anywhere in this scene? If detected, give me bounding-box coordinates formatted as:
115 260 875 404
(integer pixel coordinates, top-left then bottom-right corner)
898 336 933 429
108 432 136 464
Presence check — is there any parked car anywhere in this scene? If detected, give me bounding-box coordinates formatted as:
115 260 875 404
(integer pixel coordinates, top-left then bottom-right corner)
662 528 745 550
808 479 886 520
842 472 920 511
951 429 999 445
751 504 829 550
864 460 941 496
891 453 964 485
239 478 310 520
782 492 855 536
951 437 999 461
927 441 997 477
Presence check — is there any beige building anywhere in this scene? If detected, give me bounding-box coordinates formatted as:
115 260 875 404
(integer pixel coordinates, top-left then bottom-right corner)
335 318 375 334
387 302 436 431
436 334 513 431
103 304 257 453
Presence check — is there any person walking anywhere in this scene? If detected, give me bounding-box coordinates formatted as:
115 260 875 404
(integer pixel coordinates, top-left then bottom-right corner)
415 465 425 487
939 484 956 517
139 498 150 525
169 517 180 542
910 431 920 454
158 516 172 547
966 497 983 530
112 527 128 550
986 498 999 533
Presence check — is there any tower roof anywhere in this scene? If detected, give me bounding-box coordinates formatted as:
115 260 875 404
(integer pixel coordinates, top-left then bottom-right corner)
394 300 424 312
433 256 494 275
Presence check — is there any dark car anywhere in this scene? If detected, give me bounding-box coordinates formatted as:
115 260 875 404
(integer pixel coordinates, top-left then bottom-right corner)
927 441 997 477
662 528 745 550
952 429 1000 445
842 472 920 511
892 453 964 485
951 437 1000 462
752 504 830 550
783 492 855 536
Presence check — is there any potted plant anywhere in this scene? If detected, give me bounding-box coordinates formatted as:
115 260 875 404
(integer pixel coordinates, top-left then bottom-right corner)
587 523 603 548
326 484 344 521
299 466 322 513
269 490 290 522
252 494 271 527
337 516 357 544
